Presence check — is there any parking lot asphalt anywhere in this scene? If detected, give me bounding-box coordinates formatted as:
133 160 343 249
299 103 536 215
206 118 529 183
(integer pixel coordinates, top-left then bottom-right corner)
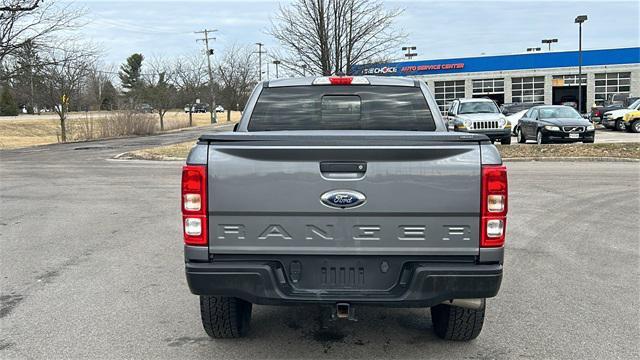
1 128 639 359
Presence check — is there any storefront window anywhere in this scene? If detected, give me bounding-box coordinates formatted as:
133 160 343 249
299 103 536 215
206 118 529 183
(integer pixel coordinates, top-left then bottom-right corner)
434 80 465 113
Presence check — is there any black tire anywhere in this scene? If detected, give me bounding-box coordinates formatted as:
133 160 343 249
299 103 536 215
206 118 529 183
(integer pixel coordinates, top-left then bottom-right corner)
615 120 626 131
536 130 546 145
629 120 640 133
517 128 526 143
501 136 512 145
200 296 252 338
431 300 485 341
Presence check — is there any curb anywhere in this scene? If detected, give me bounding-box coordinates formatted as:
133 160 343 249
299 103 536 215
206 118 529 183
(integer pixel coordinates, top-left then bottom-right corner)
503 156 639 162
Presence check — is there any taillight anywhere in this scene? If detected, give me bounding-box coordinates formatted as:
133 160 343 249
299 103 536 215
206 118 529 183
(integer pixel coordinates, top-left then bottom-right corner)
181 165 208 246
329 76 353 85
481 165 508 247
312 76 370 85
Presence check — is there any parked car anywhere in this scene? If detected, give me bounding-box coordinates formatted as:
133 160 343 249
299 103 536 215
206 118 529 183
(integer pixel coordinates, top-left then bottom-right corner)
183 76 507 341
446 98 512 144
601 94 639 116
622 110 640 133
500 102 543 116
559 95 578 110
602 98 640 131
185 104 209 113
138 103 154 113
590 98 606 123
516 105 595 144
507 109 528 135
194 104 209 113
215 105 224 113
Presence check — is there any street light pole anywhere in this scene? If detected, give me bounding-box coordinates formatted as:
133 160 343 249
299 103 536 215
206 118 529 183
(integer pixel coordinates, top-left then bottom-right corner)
402 46 417 59
541 38 558 51
272 60 281 79
575 15 587 114
254 42 266 81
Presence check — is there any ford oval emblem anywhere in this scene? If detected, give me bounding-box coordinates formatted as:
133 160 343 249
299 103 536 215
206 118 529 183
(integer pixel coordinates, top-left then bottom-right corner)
320 190 366 209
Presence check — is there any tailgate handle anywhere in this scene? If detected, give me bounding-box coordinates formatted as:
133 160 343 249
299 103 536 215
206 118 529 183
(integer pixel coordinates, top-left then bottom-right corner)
320 162 367 173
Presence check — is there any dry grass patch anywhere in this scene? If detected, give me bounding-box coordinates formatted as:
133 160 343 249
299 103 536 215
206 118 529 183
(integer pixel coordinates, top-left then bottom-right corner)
122 141 196 160
0 110 241 149
121 141 640 162
497 142 640 159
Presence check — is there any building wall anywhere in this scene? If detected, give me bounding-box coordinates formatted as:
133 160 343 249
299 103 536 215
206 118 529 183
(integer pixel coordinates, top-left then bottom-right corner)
414 64 640 111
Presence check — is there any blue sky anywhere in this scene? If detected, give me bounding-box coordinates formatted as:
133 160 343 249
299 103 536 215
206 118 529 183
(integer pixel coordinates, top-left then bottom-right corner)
75 0 640 66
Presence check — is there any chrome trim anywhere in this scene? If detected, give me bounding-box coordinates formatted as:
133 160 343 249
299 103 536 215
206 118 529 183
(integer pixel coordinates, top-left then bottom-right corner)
562 126 585 133
471 120 500 130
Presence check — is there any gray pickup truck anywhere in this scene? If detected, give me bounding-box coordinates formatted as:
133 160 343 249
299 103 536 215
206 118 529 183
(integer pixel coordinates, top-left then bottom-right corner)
182 76 508 341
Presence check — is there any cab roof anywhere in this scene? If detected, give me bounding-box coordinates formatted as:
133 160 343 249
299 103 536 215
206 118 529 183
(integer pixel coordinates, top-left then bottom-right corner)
266 76 418 88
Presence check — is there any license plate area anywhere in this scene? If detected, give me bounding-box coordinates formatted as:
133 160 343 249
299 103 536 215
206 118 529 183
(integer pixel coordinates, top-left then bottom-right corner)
569 133 580 138
284 257 404 291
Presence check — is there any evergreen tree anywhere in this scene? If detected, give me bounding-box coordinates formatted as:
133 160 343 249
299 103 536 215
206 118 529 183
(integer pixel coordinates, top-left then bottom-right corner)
0 87 19 116
118 53 144 92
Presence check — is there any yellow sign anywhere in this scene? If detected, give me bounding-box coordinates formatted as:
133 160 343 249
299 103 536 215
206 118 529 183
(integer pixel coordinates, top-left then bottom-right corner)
552 79 564 87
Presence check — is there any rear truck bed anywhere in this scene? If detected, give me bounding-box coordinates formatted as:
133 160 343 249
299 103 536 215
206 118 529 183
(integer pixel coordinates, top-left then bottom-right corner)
184 132 504 306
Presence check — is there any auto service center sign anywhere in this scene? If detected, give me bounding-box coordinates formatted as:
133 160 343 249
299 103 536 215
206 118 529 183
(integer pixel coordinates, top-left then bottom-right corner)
361 62 465 76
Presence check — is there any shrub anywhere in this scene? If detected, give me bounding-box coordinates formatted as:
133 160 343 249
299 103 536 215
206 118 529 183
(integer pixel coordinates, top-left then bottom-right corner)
99 110 157 138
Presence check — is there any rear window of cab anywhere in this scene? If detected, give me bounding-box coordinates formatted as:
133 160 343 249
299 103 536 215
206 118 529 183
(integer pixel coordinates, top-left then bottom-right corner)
248 85 436 131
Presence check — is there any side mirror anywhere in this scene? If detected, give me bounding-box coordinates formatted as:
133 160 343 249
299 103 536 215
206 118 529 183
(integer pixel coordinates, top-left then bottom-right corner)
233 123 239 132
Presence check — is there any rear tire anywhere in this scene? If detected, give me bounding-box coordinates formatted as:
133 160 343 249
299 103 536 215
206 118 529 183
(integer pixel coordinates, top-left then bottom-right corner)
431 300 486 341
200 296 252 338
615 120 626 131
501 136 512 145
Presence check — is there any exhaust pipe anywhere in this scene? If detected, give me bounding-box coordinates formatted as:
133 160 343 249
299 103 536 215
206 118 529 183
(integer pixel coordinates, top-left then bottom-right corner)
440 298 485 310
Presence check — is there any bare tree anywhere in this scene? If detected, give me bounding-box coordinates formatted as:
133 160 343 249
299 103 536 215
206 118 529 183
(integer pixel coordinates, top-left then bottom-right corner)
0 0 41 11
269 0 404 76
143 57 178 131
216 44 258 121
84 63 118 111
174 54 208 126
38 44 99 142
0 0 86 76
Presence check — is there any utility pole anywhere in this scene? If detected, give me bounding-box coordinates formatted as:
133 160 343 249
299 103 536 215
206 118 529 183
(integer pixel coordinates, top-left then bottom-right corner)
254 43 266 81
301 64 307 77
196 28 218 124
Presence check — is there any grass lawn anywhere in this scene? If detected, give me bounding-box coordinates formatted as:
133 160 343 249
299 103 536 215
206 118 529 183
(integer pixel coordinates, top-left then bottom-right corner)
122 141 640 161
0 110 240 150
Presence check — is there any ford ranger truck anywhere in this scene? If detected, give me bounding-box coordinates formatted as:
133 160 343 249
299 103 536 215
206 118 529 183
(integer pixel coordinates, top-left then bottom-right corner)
182 76 507 341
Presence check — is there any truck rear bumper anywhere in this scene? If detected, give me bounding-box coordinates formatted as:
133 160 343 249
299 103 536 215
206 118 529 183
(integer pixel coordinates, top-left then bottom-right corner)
185 256 502 307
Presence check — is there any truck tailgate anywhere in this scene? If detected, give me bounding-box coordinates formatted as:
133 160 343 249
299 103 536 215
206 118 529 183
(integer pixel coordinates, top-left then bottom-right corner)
205 132 484 256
